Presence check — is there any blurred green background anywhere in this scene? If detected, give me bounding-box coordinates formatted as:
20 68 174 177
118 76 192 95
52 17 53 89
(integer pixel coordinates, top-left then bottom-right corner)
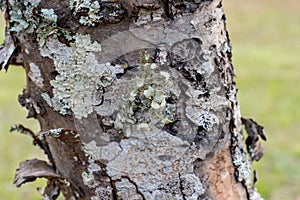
0 12 45 200
0 0 299 199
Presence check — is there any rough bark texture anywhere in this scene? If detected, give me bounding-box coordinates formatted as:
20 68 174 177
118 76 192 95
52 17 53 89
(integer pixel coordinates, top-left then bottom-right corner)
1 0 265 199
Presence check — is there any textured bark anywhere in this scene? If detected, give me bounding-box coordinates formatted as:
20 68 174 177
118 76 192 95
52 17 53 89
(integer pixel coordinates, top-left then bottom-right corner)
1 0 265 199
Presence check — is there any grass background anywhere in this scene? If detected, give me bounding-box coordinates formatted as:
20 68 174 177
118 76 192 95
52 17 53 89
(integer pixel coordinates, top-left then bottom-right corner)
0 0 299 199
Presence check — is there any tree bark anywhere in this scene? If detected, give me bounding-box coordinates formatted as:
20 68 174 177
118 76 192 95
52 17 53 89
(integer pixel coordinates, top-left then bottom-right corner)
1 0 265 199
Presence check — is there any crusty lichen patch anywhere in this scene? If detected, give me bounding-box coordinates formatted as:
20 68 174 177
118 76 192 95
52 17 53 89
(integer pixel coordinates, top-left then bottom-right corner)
40 34 124 119
82 52 230 198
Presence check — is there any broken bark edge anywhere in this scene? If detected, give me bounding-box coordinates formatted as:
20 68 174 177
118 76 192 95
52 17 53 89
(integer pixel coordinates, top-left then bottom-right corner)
0 29 17 71
14 159 84 199
13 159 60 188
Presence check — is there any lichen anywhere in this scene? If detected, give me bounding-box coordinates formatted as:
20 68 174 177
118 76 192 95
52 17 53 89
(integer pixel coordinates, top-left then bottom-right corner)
48 128 64 137
0 2 7 12
185 109 219 131
7 1 75 49
81 171 95 186
8 1 53 33
106 62 181 138
40 34 124 119
70 0 102 26
83 59 216 198
40 8 57 22
228 83 262 199
28 63 44 88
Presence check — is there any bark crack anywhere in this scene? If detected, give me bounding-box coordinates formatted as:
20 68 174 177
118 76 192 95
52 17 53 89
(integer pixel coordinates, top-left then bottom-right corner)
109 176 118 200
121 176 146 200
178 173 187 200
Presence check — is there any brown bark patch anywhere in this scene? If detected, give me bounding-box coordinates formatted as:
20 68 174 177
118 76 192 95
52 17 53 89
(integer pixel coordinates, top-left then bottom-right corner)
201 148 247 199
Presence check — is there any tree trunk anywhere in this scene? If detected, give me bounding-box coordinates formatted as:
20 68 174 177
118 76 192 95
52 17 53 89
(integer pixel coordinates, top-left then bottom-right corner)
0 0 265 199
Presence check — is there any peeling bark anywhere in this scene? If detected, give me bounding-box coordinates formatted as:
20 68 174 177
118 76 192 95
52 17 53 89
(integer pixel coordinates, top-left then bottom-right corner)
0 0 265 199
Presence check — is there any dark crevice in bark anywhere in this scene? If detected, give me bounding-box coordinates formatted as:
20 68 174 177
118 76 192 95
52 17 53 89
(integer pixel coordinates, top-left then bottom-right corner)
178 173 187 200
109 177 118 200
121 176 146 200
162 0 174 20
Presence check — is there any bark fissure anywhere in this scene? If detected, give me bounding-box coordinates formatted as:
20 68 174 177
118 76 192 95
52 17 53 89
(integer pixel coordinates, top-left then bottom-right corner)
178 173 187 200
122 176 146 200
109 177 118 200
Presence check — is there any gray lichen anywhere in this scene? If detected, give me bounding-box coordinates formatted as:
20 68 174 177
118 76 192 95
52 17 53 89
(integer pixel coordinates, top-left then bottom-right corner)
134 8 164 27
185 109 219 131
70 0 102 26
83 57 220 198
40 8 57 22
103 61 180 137
8 1 54 33
228 84 263 199
81 171 95 186
28 63 44 88
115 178 144 200
40 34 124 119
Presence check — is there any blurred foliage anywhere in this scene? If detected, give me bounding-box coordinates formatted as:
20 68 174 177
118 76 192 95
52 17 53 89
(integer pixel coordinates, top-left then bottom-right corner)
224 0 300 199
0 0 300 199
0 13 45 200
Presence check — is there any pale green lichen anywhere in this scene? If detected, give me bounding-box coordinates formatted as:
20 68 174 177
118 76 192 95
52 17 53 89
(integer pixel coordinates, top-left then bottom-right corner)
7 1 74 50
111 62 179 136
40 34 124 119
9 8 30 32
70 0 102 26
8 0 51 33
81 171 95 186
40 8 57 22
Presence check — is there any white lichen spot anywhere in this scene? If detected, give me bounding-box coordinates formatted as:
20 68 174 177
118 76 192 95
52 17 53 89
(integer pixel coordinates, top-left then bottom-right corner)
232 146 252 186
62 179 71 187
73 156 78 162
185 108 219 131
159 71 170 81
41 93 51 106
48 128 64 137
81 171 94 186
27 0 41 7
28 63 44 88
197 51 214 80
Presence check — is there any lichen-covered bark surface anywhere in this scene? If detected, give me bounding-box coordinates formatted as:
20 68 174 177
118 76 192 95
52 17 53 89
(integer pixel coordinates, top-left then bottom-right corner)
0 0 264 199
